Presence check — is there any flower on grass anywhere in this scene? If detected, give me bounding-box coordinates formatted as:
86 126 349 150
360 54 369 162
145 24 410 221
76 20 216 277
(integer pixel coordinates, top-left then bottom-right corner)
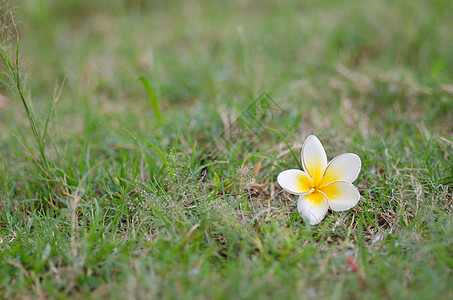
277 135 361 225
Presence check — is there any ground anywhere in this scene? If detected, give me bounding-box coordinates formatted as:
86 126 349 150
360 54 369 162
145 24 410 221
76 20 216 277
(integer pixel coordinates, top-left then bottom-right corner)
0 0 452 299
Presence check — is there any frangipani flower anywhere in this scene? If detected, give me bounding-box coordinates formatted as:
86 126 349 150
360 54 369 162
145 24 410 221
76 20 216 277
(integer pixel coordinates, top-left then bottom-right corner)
277 135 361 225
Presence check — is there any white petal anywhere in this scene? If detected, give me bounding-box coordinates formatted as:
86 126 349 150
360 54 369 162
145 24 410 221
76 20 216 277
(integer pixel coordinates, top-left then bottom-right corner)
301 135 327 186
319 181 360 212
320 153 361 186
297 191 328 225
277 169 313 195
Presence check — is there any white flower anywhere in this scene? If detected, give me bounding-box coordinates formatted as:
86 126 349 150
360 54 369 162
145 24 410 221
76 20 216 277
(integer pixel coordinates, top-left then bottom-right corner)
277 135 361 225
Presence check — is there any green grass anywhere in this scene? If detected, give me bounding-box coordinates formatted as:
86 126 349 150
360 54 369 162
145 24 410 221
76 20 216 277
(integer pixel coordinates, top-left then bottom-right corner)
1 0 452 299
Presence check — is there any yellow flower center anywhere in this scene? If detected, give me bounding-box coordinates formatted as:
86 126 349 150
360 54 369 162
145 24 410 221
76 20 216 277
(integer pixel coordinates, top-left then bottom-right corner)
298 170 340 207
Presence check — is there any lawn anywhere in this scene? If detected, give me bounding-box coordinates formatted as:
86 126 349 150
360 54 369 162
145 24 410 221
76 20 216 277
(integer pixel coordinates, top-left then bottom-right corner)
0 0 452 299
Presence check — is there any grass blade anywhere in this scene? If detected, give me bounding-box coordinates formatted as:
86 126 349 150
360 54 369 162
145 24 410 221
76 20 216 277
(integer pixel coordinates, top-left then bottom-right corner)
139 76 162 125
267 127 302 170
125 129 174 179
